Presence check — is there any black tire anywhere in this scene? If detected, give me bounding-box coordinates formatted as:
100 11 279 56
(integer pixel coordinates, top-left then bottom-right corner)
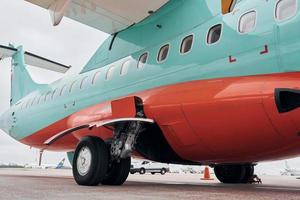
139 168 146 174
214 165 246 184
101 157 131 186
161 168 167 175
240 165 254 183
72 136 109 186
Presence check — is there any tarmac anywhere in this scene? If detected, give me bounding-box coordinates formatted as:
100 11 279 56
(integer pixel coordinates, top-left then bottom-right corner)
0 169 299 200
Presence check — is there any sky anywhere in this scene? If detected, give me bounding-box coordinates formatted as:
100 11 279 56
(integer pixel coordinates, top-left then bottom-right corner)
0 0 108 166
0 0 299 174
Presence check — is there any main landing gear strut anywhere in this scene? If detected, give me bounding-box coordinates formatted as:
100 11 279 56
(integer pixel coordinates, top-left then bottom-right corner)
72 97 150 186
214 164 255 184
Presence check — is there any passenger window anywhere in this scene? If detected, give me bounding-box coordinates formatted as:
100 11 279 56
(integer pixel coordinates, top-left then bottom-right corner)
120 60 130 75
137 53 148 69
31 96 37 106
26 99 31 108
60 85 67 96
52 89 58 99
37 95 44 104
92 71 101 85
238 11 257 33
106 67 115 80
207 24 222 44
69 80 78 93
157 44 170 62
275 0 297 21
21 101 26 109
180 35 193 54
80 77 89 89
44 91 52 101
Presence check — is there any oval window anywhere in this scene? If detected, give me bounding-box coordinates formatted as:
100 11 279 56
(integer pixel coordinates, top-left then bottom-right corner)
106 66 115 80
80 77 89 89
157 44 170 62
275 0 297 22
92 71 101 85
69 80 78 93
120 60 130 75
180 35 193 54
60 85 67 96
238 11 257 33
137 53 148 69
207 24 222 44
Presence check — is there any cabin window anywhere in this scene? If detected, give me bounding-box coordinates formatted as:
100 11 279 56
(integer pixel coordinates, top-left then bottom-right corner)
275 0 297 21
138 53 148 69
26 99 31 108
60 85 67 96
21 101 27 109
120 60 130 75
238 11 257 33
31 96 37 106
92 71 101 85
180 35 193 54
37 95 44 104
69 80 78 93
45 91 52 101
207 24 222 44
80 77 89 89
52 89 58 99
106 66 115 80
157 44 170 62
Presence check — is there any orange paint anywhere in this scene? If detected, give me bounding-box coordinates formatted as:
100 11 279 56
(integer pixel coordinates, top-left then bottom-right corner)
20 72 300 163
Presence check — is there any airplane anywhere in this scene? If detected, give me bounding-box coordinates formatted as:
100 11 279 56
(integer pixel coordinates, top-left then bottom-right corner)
1 0 300 186
24 158 68 169
281 161 300 176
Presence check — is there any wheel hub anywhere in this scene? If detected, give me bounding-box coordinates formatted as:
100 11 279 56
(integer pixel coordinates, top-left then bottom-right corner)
76 146 92 176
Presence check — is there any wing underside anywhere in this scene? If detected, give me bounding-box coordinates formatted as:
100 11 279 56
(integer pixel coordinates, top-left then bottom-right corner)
25 0 169 34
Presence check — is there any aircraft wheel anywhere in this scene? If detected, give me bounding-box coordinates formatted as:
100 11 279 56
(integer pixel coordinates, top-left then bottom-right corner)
72 136 109 186
240 165 254 183
139 168 146 174
101 157 131 185
214 164 246 184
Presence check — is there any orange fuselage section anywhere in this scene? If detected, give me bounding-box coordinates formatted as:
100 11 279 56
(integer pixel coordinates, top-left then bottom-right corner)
21 72 300 164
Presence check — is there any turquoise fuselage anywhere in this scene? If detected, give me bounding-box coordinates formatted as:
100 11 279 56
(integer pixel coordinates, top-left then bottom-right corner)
2 0 300 143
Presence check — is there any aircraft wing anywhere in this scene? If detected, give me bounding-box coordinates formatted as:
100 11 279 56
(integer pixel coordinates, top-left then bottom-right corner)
25 0 169 34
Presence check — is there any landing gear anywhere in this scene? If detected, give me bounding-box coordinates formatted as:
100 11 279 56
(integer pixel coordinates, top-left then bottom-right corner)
72 97 152 186
101 157 131 186
72 137 132 186
72 136 109 186
214 164 254 184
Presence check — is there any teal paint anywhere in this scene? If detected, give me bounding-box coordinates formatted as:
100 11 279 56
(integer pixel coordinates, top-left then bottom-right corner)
1 0 300 141
10 45 40 105
67 152 75 165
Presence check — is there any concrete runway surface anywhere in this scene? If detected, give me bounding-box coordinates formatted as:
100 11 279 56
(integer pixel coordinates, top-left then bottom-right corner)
0 169 300 200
